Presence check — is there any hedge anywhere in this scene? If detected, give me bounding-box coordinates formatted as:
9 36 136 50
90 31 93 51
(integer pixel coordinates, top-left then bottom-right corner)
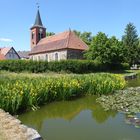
0 60 130 73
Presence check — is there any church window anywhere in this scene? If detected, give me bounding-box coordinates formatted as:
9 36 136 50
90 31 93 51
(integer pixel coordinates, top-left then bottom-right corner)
46 54 48 61
41 33 43 38
31 56 33 60
55 53 58 61
38 33 42 40
32 32 34 39
38 56 40 61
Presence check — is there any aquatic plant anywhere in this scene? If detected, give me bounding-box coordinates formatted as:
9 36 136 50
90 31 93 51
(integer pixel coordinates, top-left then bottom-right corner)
97 87 140 114
0 73 125 114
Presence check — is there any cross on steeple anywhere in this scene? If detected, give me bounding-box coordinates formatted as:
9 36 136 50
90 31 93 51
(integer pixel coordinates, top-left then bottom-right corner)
36 2 40 9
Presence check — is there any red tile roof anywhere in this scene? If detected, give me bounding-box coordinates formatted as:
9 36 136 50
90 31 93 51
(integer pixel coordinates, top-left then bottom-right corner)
0 54 6 60
0 47 11 55
30 30 88 55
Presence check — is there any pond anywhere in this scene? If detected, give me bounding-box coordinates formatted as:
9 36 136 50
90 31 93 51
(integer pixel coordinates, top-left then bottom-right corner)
19 95 140 140
127 74 140 87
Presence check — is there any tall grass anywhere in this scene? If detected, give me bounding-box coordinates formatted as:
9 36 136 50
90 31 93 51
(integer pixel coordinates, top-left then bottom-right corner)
0 73 126 114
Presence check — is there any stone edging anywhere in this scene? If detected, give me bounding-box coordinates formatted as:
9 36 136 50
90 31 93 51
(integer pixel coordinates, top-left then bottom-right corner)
0 109 42 140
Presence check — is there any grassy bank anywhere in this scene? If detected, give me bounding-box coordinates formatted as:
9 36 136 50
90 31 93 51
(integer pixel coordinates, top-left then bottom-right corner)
0 72 126 114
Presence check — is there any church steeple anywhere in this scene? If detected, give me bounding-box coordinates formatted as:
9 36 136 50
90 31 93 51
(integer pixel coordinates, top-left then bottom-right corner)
30 7 46 49
33 9 43 27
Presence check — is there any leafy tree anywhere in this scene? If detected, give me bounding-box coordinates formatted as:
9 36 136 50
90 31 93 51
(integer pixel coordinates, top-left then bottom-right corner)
122 23 139 65
80 32 92 46
46 32 55 37
85 32 108 61
106 36 125 65
73 30 81 37
85 32 125 65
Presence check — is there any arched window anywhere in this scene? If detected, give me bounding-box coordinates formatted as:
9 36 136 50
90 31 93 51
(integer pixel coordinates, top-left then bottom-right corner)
32 32 34 39
46 54 48 61
38 56 40 61
31 56 33 60
55 53 58 61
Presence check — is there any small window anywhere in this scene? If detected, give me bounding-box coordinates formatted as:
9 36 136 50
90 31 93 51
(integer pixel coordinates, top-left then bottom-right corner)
12 53 14 58
38 56 40 61
38 33 42 40
32 32 34 39
55 53 58 61
41 34 43 38
46 54 48 61
31 56 33 60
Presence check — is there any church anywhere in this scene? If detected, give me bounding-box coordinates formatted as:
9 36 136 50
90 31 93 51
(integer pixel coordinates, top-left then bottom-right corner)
29 9 88 61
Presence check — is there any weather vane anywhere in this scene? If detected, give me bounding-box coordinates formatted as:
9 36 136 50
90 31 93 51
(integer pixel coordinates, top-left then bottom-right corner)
36 1 40 9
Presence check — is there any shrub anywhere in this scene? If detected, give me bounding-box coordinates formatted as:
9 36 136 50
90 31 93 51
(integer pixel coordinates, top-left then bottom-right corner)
0 60 130 73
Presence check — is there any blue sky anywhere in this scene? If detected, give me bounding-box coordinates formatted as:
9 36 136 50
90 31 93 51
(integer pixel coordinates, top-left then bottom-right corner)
0 0 140 51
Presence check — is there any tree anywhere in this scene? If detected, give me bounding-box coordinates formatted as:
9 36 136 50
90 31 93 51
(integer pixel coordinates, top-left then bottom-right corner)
73 30 81 37
85 32 125 65
106 36 125 65
80 32 92 46
84 32 108 61
46 32 55 37
122 23 139 65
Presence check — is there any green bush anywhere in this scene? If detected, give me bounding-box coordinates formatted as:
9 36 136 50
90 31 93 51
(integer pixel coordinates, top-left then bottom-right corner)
0 60 130 73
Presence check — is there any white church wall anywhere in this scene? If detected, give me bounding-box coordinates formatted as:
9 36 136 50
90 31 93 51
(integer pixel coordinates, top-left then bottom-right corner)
30 50 67 62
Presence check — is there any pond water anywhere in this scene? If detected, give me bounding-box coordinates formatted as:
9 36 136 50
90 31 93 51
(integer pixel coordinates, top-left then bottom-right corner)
19 95 140 140
127 74 140 87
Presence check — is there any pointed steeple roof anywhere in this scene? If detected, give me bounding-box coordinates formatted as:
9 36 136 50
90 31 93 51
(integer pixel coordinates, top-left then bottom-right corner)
34 9 43 26
31 9 45 29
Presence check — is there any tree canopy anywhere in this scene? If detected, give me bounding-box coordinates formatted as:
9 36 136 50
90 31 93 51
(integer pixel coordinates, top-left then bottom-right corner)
85 32 124 65
122 23 139 65
46 32 55 37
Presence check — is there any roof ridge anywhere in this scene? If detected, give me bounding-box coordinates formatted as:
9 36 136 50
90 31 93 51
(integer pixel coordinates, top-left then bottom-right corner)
66 30 71 48
72 31 89 48
38 30 71 45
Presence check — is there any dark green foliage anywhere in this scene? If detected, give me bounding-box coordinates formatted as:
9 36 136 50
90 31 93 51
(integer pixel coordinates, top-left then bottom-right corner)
85 32 125 66
122 23 140 65
46 32 55 37
0 60 129 73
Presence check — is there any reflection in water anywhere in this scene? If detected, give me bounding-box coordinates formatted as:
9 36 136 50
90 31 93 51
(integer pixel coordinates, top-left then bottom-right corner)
19 96 116 129
19 96 140 140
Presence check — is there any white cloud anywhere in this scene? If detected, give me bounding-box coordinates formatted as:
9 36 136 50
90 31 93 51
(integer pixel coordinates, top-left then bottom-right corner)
0 38 14 42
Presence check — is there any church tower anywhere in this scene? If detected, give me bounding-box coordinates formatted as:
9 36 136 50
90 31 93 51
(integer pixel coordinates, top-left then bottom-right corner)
30 9 46 49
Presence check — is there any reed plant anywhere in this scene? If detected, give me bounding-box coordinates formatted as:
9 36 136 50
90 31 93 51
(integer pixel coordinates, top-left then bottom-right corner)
0 73 126 114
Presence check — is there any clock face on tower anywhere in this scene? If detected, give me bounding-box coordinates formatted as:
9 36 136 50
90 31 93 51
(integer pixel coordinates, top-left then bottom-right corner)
39 28 43 33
